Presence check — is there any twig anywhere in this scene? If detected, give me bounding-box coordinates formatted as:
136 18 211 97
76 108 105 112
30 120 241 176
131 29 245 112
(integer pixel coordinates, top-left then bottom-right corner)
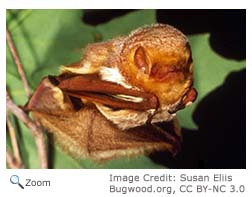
6 91 48 168
7 115 23 167
7 26 48 169
6 149 23 169
6 27 31 97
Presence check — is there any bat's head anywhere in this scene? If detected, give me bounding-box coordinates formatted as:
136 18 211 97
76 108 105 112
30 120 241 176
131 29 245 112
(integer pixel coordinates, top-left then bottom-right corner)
119 24 197 111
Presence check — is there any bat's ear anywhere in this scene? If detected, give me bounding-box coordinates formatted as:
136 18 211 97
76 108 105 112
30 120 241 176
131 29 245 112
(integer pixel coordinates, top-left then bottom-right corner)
134 46 151 75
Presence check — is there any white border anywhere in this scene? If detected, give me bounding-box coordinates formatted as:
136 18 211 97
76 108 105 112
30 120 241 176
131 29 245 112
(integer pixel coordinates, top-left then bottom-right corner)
246 8 251 172
0 4 6 170
1 1 251 197
2 0 249 9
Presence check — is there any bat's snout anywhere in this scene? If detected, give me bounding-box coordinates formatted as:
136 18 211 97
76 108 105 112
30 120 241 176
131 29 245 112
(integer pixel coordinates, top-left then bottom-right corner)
181 87 197 108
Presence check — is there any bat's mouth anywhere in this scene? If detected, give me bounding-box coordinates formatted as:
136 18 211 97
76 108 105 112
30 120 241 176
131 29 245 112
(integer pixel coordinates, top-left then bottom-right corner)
168 87 197 114
181 87 197 106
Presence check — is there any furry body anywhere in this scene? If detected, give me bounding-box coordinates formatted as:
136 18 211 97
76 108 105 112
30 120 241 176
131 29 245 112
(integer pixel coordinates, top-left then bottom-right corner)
27 24 197 160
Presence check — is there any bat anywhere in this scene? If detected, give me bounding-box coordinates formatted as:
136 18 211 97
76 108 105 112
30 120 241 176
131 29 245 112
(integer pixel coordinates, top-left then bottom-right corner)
26 23 197 161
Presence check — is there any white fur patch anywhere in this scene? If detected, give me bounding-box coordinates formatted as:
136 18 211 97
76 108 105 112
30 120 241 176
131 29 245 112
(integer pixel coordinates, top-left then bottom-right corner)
99 66 133 89
99 67 144 103
112 94 143 103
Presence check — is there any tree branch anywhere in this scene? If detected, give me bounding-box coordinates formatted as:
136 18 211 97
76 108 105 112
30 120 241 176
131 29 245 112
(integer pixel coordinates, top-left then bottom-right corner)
6 91 48 169
6 27 31 97
7 115 23 167
6 150 23 169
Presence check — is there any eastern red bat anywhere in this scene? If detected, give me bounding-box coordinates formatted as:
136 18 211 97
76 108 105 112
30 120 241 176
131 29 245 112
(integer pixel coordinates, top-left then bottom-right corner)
26 23 197 161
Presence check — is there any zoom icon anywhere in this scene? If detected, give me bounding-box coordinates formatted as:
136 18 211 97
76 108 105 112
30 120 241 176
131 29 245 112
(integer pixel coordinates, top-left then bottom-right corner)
10 175 24 189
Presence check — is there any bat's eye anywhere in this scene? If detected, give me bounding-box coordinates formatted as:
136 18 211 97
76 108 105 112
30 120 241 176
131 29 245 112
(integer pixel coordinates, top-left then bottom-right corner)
134 46 151 75
150 63 176 80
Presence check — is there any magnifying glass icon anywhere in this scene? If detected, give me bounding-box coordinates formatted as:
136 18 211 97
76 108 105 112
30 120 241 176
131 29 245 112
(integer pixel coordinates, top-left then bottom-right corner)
10 175 24 189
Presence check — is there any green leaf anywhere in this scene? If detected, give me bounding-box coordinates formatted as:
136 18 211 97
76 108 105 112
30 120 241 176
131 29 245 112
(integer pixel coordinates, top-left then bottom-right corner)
6 10 245 169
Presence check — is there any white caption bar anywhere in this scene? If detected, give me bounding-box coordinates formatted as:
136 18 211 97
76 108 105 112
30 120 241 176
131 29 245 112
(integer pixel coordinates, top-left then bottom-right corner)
0 169 249 197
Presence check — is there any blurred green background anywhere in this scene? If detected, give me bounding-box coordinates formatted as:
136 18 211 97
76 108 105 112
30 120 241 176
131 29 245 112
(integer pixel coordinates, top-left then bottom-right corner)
6 9 246 169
